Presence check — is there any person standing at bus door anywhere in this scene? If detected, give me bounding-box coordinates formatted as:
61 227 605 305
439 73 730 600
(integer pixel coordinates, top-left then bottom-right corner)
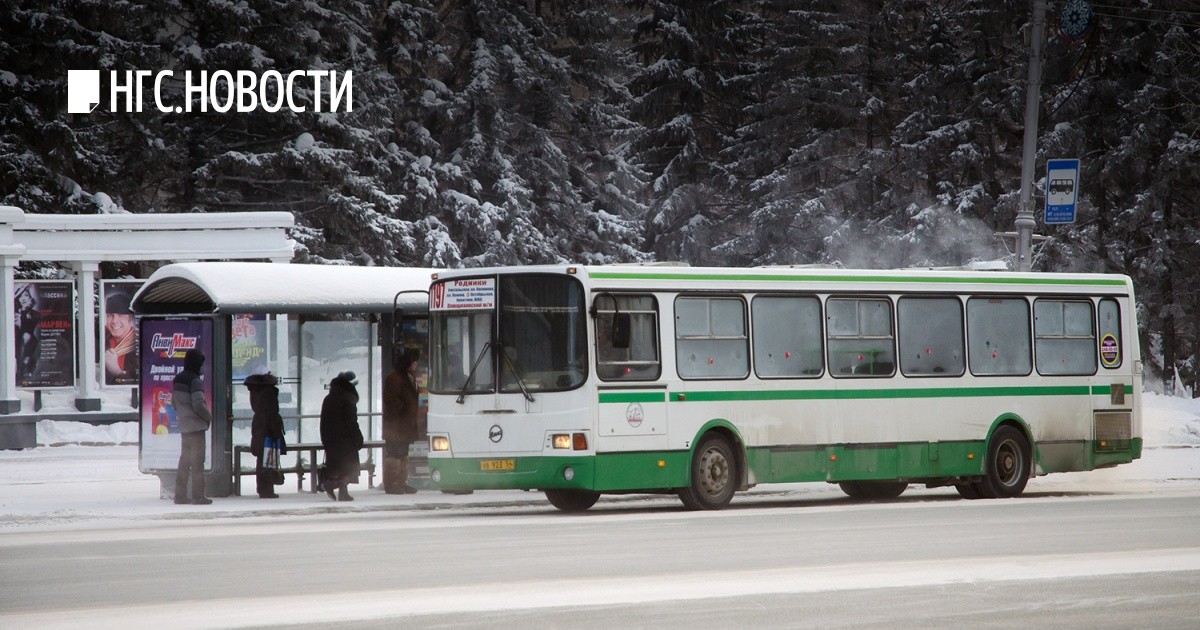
382 348 420 494
320 371 364 501
245 371 286 499
174 349 213 505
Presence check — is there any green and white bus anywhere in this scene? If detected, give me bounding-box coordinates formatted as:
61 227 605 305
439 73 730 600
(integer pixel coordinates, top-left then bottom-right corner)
425 265 1141 511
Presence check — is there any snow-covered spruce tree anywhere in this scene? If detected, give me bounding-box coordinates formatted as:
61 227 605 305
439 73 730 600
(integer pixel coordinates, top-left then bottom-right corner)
0 0 168 215
625 0 755 265
843 1 1026 269
155 0 421 266
716 0 870 267
383 0 648 268
1079 5 1200 393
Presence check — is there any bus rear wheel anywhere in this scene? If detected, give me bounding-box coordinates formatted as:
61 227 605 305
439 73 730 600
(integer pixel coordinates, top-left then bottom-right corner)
979 426 1031 498
544 489 600 512
839 480 908 500
678 434 737 510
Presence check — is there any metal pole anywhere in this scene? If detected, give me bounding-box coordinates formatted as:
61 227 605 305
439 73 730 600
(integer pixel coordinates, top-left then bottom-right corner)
1016 0 1047 272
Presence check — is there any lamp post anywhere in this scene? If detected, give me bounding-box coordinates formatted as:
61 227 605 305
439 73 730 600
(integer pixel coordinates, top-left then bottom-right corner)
1016 0 1047 272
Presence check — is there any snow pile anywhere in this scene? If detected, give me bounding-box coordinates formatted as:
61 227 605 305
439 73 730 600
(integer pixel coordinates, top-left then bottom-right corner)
1142 392 1200 447
37 419 138 446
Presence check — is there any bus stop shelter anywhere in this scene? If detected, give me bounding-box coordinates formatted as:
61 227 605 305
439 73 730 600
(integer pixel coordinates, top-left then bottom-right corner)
131 262 435 498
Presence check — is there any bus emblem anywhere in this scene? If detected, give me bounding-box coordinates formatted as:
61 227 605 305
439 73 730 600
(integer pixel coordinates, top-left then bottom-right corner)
489 424 503 443
626 403 644 428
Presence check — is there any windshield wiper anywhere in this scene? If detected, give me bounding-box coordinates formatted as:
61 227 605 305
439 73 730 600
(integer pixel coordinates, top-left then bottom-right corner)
456 340 492 404
498 345 535 402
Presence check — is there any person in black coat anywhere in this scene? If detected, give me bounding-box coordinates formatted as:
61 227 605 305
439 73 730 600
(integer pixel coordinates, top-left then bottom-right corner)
245 372 286 499
382 348 421 494
320 371 363 501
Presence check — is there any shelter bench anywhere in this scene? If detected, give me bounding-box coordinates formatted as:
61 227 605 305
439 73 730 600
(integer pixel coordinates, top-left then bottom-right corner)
234 440 385 496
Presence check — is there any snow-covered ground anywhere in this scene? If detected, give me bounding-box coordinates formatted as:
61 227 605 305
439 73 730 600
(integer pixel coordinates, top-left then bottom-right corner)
1 392 1198 532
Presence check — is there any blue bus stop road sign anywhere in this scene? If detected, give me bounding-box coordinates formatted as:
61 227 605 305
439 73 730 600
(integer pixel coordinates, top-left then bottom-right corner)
1045 158 1080 225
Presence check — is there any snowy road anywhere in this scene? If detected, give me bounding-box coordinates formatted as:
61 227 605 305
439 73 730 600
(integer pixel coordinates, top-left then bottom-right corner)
3 486 1200 628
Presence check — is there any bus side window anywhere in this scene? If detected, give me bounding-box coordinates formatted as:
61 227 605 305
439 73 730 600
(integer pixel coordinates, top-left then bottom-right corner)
752 295 823 378
898 297 965 377
595 294 661 381
826 297 895 378
967 297 1032 376
676 296 749 379
1098 299 1122 369
1034 299 1096 376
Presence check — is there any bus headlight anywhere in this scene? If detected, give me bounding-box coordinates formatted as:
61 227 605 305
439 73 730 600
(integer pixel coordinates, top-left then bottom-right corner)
431 469 441 483
551 433 589 450
431 435 450 452
563 467 575 481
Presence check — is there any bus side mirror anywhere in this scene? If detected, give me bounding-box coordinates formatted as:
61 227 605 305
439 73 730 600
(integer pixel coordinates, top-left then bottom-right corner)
612 312 631 349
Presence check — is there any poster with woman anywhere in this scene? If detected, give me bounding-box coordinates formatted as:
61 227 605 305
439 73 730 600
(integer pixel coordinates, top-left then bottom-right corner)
13 281 75 388
101 281 143 386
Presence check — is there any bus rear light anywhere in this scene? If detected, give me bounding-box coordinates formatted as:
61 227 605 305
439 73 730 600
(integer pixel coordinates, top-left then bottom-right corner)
572 433 588 450
431 436 450 451
552 434 572 449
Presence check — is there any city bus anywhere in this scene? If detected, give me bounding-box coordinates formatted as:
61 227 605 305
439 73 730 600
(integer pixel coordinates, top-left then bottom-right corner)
424 264 1141 511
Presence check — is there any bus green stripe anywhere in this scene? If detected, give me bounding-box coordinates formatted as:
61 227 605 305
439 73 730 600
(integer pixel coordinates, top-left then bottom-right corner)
1092 384 1133 395
588 271 1127 287
597 383 1131 403
598 392 667 404
661 384 1120 403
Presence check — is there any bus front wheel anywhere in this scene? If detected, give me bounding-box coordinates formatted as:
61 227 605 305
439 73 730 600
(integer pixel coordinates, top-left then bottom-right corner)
979 426 1032 498
678 434 737 510
544 489 600 512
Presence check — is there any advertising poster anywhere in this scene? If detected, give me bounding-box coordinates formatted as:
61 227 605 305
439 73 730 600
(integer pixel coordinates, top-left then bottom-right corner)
101 280 144 386
138 317 214 472
13 280 75 388
230 313 267 382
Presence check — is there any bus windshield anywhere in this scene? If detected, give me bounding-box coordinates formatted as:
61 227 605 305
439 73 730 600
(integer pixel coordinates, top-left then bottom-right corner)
430 274 586 395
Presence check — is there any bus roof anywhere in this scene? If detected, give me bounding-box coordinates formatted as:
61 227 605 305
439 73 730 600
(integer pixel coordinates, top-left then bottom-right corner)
432 264 1134 293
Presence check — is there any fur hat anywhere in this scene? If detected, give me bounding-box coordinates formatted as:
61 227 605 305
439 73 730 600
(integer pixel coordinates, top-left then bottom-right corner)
243 372 278 388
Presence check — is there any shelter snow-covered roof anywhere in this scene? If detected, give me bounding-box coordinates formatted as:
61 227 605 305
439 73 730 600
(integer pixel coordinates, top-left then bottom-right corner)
131 262 437 315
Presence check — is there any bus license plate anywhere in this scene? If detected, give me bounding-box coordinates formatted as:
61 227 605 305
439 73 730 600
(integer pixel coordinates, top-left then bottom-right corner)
480 459 515 471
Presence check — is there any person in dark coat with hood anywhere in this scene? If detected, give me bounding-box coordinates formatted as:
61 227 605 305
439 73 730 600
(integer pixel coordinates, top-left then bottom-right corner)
244 372 286 499
382 348 420 494
173 349 213 505
320 370 364 501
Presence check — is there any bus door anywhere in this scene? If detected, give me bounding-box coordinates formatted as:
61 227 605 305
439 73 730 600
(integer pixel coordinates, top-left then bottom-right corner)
594 294 668 442
1091 297 1134 450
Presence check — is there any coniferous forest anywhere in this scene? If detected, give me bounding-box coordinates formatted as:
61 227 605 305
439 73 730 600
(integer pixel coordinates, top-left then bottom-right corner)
1 1 1198 390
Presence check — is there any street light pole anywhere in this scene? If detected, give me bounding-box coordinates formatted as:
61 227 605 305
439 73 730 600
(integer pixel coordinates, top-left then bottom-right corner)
1016 0 1047 272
